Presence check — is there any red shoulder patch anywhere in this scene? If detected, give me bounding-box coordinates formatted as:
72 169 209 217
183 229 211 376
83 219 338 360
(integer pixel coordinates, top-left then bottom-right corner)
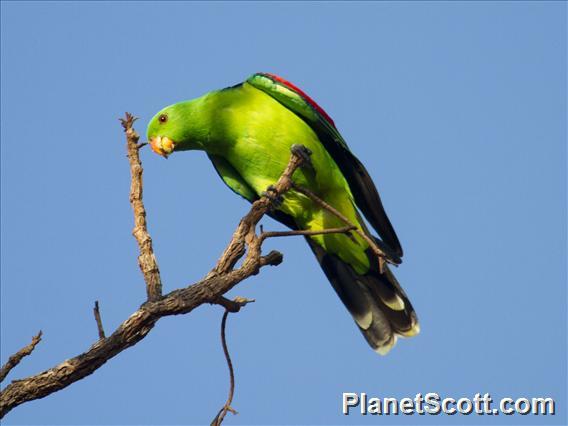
260 73 336 128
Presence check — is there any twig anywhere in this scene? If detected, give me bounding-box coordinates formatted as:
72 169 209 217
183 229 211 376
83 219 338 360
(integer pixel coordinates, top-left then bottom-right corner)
291 183 389 272
120 112 163 302
260 225 356 241
93 301 106 340
0 332 42 383
211 299 252 426
259 250 284 268
215 296 255 313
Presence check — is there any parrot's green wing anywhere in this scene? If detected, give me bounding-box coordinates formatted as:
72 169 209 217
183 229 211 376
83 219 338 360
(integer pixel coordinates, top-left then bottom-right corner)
209 153 302 231
208 154 257 202
247 73 403 259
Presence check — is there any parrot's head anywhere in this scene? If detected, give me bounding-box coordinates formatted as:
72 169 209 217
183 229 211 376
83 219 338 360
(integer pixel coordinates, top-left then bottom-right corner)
147 101 195 158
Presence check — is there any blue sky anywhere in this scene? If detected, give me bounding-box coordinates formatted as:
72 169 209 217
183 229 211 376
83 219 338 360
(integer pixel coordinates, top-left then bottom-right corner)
1 2 565 425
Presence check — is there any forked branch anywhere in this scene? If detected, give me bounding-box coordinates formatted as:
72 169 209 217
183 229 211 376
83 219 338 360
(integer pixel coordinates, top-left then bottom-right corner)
0 116 376 421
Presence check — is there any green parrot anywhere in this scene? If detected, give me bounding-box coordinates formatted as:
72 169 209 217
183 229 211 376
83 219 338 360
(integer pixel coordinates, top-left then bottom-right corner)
147 73 419 354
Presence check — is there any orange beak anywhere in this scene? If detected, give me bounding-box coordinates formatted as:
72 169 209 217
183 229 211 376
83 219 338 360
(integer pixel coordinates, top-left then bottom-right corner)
149 136 175 158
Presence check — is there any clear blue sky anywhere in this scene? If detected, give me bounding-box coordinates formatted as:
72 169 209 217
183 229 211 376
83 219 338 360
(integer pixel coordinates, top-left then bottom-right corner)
1 2 565 425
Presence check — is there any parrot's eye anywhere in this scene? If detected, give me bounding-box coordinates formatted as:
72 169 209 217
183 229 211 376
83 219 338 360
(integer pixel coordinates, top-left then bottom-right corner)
158 114 168 123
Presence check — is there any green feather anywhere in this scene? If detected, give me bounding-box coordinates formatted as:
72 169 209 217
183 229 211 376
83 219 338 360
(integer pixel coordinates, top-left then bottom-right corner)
208 154 257 202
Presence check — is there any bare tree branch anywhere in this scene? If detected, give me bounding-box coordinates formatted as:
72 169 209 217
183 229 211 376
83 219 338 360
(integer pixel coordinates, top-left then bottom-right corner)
0 332 43 383
0 115 372 420
215 296 255 313
121 113 163 302
0 114 307 418
211 297 254 426
93 301 106 340
260 225 356 241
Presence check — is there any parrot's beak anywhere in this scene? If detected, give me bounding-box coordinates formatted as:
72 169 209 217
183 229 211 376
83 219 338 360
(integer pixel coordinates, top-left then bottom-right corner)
149 136 175 158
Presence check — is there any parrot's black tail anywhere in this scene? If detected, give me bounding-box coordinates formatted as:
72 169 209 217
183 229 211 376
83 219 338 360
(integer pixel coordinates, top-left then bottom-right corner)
305 238 420 355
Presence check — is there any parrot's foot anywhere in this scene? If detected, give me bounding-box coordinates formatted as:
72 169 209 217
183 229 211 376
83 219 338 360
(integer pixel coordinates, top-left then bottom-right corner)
262 185 283 209
291 144 315 172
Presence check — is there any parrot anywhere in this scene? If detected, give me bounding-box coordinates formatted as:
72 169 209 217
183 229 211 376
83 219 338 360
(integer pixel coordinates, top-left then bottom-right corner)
147 73 419 354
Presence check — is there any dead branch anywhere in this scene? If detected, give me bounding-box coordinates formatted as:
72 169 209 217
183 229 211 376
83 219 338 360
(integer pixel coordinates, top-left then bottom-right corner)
210 298 252 426
122 113 163 302
93 301 105 340
211 310 236 426
0 115 309 418
215 296 255 313
260 225 356 241
0 116 368 420
0 332 42 383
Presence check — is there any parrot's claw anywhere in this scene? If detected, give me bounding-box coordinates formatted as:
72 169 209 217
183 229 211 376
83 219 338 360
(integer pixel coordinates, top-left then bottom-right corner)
291 144 315 172
262 185 283 209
